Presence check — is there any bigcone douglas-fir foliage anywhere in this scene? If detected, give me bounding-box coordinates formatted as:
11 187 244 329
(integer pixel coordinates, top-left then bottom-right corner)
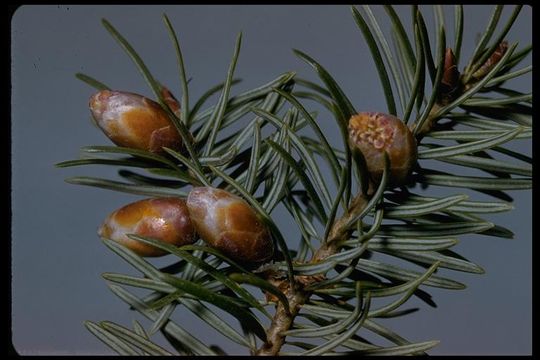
58 5 532 356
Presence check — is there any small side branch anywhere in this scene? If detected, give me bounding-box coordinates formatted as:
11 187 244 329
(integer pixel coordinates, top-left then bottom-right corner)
256 191 371 355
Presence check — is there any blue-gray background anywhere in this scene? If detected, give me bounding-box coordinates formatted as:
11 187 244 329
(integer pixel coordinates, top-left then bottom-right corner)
11 5 532 355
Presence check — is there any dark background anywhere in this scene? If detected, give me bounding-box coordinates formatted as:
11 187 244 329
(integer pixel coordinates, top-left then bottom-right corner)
11 5 531 355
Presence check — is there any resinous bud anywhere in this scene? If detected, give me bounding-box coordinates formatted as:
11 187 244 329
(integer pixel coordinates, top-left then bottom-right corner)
186 187 274 263
98 197 196 257
348 112 417 185
89 90 182 153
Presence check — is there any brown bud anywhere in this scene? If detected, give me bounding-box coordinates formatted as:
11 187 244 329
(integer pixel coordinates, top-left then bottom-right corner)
348 112 417 186
439 48 461 105
186 187 274 263
98 197 196 257
472 41 508 80
89 90 182 154
442 48 460 88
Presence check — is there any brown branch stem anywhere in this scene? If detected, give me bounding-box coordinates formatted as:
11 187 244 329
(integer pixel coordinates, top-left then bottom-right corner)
255 191 371 355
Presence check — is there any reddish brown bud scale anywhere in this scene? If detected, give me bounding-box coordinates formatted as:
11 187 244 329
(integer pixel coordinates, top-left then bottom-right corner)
98 197 196 257
89 90 183 154
439 48 461 105
160 85 181 118
348 112 417 185
442 48 460 89
472 41 508 80
186 187 274 263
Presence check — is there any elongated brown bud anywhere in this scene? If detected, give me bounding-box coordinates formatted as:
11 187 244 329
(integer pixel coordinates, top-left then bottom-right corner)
186 187 274 263
98 198 196 257
439 48 461 105
348 112 417 186
89 90 182 153
472 41 508 80
442 48 460 87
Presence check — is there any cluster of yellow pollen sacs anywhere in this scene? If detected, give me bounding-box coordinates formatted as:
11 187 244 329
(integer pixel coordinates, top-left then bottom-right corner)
349 114 395 150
